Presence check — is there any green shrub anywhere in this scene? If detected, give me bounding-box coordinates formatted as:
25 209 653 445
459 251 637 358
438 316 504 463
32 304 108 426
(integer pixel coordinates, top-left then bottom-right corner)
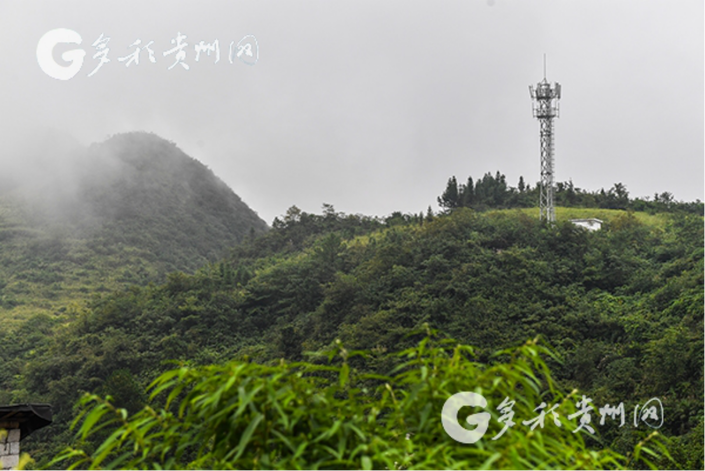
48 332 669 470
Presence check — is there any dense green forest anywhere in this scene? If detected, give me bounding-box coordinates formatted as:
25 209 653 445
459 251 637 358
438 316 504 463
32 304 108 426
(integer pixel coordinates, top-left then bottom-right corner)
0 148 702 468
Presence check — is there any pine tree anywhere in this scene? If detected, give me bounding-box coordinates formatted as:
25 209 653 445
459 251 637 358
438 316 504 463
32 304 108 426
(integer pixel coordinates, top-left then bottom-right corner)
494 172 508 206
437 176 460 210
461 176 474 207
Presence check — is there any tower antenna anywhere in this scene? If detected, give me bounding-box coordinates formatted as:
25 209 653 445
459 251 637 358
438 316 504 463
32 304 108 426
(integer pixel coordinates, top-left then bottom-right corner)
543 53 546 80
529 59 561 223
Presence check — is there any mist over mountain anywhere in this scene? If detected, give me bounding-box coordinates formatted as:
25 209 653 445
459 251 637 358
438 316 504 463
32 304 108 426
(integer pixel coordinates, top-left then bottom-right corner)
83 132 268 263
0 131 268 325
1 131 268 268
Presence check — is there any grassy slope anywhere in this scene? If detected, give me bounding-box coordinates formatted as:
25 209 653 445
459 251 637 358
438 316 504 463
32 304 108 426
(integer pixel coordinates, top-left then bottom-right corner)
0 196 161 328
505 206 669 228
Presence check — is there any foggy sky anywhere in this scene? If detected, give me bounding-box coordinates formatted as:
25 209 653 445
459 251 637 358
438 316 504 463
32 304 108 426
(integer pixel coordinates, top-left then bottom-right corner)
0 0 702 224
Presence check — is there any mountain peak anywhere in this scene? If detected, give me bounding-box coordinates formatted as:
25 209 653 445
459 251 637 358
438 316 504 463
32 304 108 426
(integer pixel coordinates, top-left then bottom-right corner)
2 131 268 273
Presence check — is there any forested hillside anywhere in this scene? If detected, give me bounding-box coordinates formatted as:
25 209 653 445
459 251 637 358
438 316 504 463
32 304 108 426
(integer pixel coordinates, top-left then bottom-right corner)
1 143 702 468
4 200 701 468
0 132 267 326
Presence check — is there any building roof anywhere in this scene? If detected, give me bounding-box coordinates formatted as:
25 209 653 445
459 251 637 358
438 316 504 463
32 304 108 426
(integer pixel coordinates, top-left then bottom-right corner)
0 404 52 439
568 218 604 232
569 218 603 224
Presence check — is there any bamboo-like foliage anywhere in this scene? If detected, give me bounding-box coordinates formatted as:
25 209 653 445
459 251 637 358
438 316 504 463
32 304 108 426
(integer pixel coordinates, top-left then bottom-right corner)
48 331 669 470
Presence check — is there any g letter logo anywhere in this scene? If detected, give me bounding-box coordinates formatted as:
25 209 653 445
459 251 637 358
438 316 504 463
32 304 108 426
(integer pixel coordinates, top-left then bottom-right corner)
441 392 491 444
37 28 85 80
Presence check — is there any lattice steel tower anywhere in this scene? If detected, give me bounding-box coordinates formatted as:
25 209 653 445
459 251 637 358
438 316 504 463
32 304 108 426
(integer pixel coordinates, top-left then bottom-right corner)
529 57 561 223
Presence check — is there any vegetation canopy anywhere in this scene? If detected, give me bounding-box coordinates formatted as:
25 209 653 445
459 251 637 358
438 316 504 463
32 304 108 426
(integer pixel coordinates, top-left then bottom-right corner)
49 332 669 470
0 153 700 469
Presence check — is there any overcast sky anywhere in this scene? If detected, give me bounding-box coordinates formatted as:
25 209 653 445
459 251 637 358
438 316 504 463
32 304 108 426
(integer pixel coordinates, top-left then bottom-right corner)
0 0 702 224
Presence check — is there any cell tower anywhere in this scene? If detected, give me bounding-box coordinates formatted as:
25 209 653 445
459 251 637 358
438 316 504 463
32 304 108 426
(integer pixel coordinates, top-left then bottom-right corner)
529 55 561 223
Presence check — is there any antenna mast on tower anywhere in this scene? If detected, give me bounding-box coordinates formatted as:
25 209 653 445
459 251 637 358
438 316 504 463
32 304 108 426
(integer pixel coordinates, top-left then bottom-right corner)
529 56 561 223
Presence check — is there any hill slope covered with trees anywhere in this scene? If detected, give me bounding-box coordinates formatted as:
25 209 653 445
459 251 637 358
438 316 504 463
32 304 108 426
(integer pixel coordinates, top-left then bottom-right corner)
5 202 701 468
0 132 267 326
0 146 702 468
